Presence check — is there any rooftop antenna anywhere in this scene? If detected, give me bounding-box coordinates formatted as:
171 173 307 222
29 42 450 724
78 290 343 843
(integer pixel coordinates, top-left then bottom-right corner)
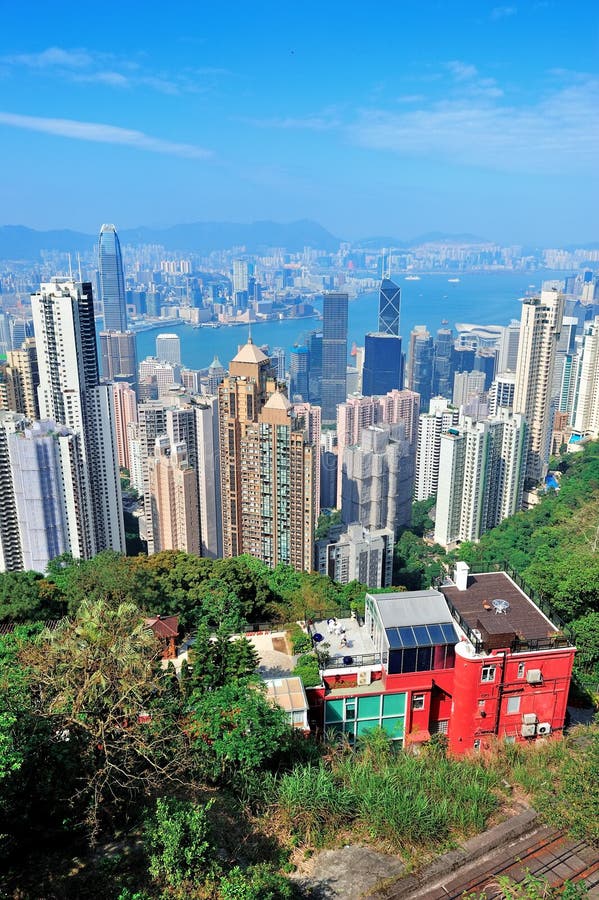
77 253 82 282
68 253 73 279
248 322 253 344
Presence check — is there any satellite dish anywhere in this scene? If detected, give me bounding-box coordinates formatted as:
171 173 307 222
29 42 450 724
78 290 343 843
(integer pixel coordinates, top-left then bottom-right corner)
492 598 510 614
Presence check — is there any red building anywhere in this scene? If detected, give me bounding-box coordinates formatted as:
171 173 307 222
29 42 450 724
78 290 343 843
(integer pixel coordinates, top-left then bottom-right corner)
307 563 575 754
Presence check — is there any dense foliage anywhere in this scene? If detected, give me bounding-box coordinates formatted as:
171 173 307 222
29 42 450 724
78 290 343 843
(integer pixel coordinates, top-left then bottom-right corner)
456 441 599 678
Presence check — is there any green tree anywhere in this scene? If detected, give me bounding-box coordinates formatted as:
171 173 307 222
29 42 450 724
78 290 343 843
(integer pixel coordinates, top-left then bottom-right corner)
22 599 190 836
0 570 58 622
188 681 288 779
571 612 599 676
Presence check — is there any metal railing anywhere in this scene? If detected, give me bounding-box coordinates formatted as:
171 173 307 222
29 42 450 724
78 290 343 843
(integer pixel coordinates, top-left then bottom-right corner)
316 650 382 670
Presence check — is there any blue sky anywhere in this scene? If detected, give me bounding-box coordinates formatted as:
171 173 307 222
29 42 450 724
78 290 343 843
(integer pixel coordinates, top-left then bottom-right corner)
0 1 598 244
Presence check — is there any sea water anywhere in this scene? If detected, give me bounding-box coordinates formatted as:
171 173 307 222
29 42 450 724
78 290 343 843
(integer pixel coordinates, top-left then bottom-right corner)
132 270 570 371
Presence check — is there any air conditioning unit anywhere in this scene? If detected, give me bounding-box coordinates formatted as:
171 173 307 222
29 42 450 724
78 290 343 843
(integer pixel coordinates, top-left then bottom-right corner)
522 713 538 725
521 724 536 737
357 669 372 686
536 722 551 736
526 669 543 684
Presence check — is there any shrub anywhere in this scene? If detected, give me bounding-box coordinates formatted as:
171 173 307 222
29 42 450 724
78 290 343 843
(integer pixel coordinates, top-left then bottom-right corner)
218 863 298 899
146 797 215 890
292 653 321 688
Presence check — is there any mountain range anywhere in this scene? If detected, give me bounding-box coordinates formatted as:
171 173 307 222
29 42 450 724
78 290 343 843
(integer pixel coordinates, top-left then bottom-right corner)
0 220 341 259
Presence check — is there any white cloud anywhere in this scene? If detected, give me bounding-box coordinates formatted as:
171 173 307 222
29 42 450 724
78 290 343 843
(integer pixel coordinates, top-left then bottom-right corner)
347 77 599 174
4 47 92 68
0 46 223 95
491 6 517 20
447 60 479 81
0 111 212 159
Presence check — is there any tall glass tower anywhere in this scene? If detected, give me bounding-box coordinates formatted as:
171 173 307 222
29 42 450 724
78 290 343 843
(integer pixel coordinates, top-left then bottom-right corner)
378 277 401 336
98 224 127 332
321 292 348 423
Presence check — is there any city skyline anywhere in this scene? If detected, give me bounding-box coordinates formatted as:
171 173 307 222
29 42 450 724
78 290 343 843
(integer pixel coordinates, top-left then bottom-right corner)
0 2 598 245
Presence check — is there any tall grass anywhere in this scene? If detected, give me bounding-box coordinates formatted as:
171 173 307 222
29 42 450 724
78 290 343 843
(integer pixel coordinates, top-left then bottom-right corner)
273 734 501 850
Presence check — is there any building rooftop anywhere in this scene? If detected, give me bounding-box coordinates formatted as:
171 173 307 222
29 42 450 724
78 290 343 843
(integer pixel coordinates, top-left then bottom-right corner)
264 676 308 714
439 572 566 652
312 615 379 665
372 590 453 629
264 390 292 411
231 338 268 364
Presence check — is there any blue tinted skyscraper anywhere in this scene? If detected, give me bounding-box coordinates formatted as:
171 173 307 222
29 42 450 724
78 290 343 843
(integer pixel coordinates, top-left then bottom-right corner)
98 224 127 332
378 277 401 336
362 333 404 396
322 292 348 423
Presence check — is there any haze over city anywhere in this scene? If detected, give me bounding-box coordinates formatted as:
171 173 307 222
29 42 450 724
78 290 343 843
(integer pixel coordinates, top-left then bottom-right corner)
1 0 598 244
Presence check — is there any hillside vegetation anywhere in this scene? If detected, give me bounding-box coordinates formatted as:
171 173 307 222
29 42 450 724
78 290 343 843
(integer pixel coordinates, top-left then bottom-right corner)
457 441 599 679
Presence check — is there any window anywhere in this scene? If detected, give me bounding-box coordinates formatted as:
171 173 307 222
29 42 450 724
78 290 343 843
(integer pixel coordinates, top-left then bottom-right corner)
412 694 425 711
481 665 496 683
345 699 356 720
506 696 521 715
517 662 525 679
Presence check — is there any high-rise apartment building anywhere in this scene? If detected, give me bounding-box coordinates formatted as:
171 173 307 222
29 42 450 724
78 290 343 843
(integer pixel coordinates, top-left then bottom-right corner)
488 372 516 417
434 411 527 548
414 396 460 502
31 279 125 556
232 259 249 294
0 413 91 572
321 292 348 423
112 382 138 470
514 289 565 485
571 315 599 437
378 277 401 335
341 423 413 536
217 340 316 570
98 224 127 332
0 339 40 420
317 522 394 588
336 389 420 507
452 370 487 408
100 330 138 382
148 438 200 555
156 333 181 366
497 320 520 373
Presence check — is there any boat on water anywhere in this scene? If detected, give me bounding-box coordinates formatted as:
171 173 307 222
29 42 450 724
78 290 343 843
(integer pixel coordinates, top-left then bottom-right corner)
448 278 460 283
405 275 421 281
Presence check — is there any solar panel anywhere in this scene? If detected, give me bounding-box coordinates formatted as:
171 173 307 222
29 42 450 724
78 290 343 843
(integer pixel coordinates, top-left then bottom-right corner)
385 623 458 650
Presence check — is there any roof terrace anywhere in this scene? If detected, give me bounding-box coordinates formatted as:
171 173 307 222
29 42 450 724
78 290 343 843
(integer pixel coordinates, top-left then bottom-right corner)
439 566 572 654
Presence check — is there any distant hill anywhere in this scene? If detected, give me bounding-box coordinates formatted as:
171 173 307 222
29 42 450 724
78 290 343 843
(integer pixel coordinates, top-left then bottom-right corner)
0 219 340 259
0 225 95 259
353 231 488 249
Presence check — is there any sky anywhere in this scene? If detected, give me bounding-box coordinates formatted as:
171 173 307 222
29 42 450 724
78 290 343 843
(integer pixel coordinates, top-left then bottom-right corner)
0 0 598 245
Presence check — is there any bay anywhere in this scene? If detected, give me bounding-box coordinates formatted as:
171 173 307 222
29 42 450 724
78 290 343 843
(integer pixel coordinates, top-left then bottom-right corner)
133 270 570 371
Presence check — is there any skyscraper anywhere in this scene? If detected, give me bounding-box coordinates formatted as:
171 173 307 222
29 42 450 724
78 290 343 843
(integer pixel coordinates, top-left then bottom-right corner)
112 382 138 470
571 315 599 437
31 278 125 556
0 413 92 572
362 333 403 396
217 340 316 570
100 330 138 382
434 411 527 548
321 292 348 423
156 333 181 366
341 423 414 536
378 277 401 335
431 325 453 399
148 438 200 555
98 224 127 332
414 397 460 502
514 289 565 486
0 338 39 420
407 326 434 413
289 346 310 400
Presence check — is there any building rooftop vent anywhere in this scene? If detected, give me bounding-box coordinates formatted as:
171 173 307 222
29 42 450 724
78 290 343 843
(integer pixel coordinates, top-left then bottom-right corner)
492 598 510 614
